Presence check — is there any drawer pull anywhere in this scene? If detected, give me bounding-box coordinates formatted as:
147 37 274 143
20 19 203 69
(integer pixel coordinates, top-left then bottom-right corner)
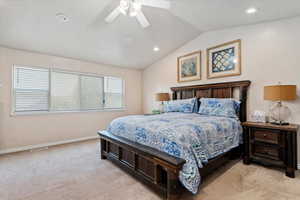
263 134 267 137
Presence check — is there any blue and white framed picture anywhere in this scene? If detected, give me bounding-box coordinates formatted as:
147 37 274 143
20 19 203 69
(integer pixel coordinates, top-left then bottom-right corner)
207 40 241 79
177 51 201 82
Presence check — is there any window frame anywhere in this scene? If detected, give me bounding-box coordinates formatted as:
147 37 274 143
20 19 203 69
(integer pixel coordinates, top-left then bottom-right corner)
11 65 126 116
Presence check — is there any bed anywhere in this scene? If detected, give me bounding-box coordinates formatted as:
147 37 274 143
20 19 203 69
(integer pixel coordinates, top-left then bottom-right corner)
98 80 251 200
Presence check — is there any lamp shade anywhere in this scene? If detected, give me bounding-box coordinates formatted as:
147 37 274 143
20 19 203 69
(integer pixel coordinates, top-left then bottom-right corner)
155 93 170 101
264 85 297 101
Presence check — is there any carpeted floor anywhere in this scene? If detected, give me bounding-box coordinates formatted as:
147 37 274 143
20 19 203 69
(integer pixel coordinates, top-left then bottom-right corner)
0 140 300 200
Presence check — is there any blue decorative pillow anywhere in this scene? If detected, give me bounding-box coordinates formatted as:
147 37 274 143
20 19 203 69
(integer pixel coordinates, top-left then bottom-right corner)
198 98 240 118
164 98 197 113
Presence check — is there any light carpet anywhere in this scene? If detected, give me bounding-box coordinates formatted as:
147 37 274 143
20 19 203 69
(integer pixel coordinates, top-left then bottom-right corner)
0 140 299 200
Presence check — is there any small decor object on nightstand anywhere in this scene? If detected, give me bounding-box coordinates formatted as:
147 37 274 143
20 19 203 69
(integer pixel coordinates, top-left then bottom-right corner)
250 110 266 123
243 122 298 178
264 84 297 125
155 93 170 113
151 110 161 115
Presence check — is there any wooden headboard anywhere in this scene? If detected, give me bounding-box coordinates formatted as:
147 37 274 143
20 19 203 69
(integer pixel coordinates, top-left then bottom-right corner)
170 80 251 122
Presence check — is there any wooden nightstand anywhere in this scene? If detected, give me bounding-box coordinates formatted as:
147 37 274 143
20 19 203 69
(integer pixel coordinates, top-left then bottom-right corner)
242 122 298 178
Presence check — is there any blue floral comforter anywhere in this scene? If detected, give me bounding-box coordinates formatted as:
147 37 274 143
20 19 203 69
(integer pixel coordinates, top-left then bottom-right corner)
107 112 242 194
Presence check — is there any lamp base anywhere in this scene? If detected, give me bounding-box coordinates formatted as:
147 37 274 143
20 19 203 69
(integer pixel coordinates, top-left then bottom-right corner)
269 102 291 125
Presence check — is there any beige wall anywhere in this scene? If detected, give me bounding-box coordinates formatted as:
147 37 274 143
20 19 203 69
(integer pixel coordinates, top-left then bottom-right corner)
143 17 300 163
0 47 143 151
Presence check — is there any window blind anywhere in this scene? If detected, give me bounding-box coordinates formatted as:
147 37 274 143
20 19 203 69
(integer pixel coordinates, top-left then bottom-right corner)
80 75 104 110
14 67 49 112
104 77 124 109
51 71 80 111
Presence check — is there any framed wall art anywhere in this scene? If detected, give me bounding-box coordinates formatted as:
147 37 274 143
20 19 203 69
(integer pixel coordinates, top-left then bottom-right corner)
177 51 201 82
207 39 241 79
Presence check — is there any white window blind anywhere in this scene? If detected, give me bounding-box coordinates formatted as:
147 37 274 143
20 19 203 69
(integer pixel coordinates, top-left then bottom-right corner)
13 66 125 114
80 75 104 110
104 77 124 109
51 71 80 111
14 67 49 112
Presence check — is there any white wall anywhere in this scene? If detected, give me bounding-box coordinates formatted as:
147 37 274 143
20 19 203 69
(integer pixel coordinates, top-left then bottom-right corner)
143 17 300 161
0 47 143 152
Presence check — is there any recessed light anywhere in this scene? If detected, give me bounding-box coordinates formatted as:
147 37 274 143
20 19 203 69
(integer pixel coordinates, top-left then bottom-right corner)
246 7 257 14
153 46 160 52
56 13 69 23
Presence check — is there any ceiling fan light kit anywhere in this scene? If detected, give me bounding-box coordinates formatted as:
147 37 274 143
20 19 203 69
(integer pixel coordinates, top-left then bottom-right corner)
105 0 170 28
119 0 130 15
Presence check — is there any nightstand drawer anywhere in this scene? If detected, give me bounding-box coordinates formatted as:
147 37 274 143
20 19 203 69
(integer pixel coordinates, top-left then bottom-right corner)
252 144 281 160
253 129 280 144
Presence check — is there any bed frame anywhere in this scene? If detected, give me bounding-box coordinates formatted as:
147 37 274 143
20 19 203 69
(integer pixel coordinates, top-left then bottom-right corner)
98 80 251 200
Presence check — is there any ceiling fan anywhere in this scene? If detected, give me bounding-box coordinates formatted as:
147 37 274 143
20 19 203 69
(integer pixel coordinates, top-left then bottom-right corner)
105 0 171 28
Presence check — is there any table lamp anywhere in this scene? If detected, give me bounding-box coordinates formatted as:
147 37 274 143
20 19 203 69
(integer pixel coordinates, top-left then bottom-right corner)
264 84 297 125
155 93 170 113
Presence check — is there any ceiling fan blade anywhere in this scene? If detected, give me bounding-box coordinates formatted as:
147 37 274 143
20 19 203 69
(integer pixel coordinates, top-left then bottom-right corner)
136 11 150 28
105 7 122 23
140 0 171 9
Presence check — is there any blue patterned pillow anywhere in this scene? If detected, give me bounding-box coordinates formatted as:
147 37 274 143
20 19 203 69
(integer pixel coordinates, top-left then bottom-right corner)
198 98 240 118
164 98 197 113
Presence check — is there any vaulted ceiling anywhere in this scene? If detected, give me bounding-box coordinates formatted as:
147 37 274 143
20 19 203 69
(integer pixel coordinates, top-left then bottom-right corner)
0 0 300 69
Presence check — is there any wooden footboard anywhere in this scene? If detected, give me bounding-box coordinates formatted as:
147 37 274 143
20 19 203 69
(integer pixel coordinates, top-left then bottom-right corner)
98 131 186 200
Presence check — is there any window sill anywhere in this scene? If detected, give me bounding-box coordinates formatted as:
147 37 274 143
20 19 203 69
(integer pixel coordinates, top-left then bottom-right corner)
10 108 127 116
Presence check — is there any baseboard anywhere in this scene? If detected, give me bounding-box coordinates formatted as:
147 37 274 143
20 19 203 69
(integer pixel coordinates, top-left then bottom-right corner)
0 135 99 155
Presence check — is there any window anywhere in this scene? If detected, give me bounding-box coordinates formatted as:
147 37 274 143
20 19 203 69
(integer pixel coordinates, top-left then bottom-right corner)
51 71 80 111
12 65 124 114
104 77 124 109
14 67 49 112
80 75 104 110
